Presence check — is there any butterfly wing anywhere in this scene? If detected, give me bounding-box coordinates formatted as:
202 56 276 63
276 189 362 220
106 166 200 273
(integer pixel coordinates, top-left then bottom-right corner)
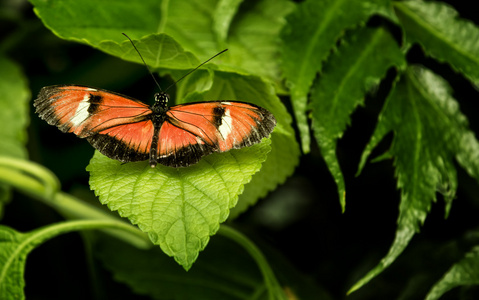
155 101 276 167
34 85 154 162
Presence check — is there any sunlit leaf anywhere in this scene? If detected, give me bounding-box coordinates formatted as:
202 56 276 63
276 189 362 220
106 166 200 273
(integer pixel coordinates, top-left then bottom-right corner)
87 139 272 269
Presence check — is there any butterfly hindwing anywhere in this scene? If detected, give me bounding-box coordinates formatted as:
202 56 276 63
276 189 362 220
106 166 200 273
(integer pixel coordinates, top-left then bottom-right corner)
34 85 154 162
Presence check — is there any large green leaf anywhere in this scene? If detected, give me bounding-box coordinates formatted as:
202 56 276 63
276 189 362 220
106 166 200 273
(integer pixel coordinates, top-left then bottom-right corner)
30 0 291 83
87 138 272 270
310 26 406 211
280 0 394 153
351 65 479 292
395 1 479 85
28 0 223 66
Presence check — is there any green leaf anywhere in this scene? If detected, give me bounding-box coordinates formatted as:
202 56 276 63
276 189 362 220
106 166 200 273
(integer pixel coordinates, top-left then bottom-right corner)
280 0 394 153
30 0 221 65
0 220 145 300
225 0 294 87
169 70 300 218
394 1 479 85
310 26 406 211
30 0 293 89
30 0 162 45
87 138 272 270
426 246 479 300
351 65 479 293
213 0 243 48
0 56 29 159
0 55 30 218
98 33 201 70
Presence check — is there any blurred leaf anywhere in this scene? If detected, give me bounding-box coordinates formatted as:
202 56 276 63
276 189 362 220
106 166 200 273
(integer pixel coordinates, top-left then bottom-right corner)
352 65 479 292
310 26 406 211
395 1 479 85
0 55 30 218
426 246 479 300
96 234 265 300
87 138 272 270
213 0 243 48
225 0 294 87
96 230 331 300
0 56 29 159
280 0 395 153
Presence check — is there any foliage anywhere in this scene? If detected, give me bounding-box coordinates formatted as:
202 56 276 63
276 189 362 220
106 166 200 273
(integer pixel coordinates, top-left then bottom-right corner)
1 0 479 299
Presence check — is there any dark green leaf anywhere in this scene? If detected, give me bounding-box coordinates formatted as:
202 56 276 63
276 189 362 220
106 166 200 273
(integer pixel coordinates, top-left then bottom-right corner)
351 65 479 292
280 0 395 152
395 1 479 85
96 234 265 300
426 246 479 300
310 26 406 211
96 229 331 300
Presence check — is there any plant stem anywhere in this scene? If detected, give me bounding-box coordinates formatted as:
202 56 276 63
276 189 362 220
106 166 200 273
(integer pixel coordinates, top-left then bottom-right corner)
0 156 151 249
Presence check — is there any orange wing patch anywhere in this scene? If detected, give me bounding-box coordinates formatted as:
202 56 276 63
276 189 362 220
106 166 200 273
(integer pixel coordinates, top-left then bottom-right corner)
35 85 154 163
35 85 151 137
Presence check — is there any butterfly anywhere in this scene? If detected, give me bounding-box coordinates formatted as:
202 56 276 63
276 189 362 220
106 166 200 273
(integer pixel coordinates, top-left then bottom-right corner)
34 84 276 168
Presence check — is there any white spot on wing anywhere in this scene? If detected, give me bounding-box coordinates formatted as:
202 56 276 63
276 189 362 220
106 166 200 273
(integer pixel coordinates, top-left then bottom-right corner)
70 94 91 126
218 108 233 140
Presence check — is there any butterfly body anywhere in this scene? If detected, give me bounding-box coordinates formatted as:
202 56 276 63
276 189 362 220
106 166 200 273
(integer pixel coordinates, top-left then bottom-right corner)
34 85 276 168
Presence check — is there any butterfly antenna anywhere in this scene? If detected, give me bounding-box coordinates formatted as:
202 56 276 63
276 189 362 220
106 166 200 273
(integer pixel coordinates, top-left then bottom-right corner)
163 48 228 92
122 33 163 92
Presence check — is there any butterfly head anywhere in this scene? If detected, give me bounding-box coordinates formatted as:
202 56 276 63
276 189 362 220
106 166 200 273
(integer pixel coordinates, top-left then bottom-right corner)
154 92 169 105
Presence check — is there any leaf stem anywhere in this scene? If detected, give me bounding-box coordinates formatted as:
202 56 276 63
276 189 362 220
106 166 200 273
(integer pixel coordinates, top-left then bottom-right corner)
218 225 288 300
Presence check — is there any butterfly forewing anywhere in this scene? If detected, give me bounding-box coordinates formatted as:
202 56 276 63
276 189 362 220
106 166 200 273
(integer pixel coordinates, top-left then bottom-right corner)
35 85 154 162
